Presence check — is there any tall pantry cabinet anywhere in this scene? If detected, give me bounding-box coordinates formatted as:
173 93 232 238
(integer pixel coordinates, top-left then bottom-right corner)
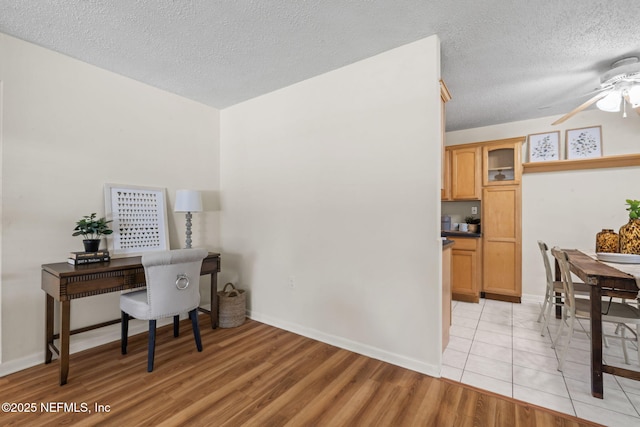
481 137 524 302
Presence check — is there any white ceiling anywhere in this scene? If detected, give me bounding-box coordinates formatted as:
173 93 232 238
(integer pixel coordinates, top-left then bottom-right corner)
1 1 639 131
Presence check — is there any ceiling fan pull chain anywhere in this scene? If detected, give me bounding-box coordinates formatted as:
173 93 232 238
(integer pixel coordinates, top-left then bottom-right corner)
623 98 627 118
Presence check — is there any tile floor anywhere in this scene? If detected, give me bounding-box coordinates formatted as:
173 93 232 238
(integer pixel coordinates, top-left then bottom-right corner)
442 298 640 427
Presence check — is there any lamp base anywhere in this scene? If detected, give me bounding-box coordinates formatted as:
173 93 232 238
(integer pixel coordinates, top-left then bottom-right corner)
184 211 193 249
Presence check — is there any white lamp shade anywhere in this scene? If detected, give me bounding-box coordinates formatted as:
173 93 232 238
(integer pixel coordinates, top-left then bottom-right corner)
628 84 640 108
596 90 622 112
175 190 203 212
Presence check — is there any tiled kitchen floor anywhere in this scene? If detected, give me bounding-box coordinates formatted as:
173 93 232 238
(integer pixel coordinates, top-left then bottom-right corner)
443 298 640 426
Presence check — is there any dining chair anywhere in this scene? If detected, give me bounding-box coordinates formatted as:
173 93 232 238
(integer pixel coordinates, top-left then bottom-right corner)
120 248 208 372
550 247 640 370
536 240 590 337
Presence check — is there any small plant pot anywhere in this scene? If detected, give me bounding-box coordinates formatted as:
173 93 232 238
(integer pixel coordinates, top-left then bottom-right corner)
468 224 479 233
83 239 101 252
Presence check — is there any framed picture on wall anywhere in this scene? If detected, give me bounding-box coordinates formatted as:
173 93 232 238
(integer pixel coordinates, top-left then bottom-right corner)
104 183 170 257
566 126 603 159
527 131 561 162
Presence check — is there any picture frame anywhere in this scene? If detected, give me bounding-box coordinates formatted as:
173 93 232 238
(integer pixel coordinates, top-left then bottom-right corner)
527 131 561 162
104 183 170 257
565 126 602 159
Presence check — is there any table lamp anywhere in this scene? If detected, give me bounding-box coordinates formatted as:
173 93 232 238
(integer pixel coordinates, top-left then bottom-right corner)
174 190 203 249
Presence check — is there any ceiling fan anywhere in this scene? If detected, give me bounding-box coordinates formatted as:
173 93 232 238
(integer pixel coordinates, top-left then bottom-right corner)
552 57 640 125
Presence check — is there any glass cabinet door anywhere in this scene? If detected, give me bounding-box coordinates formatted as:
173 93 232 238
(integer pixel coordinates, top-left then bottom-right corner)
483 142 522 186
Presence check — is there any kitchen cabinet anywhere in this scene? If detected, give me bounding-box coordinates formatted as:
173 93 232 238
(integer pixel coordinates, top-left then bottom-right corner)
450 236 481 303
442 146 451 200
449 146 481 200
440 80 451 199
482 185 522 302
482 138 523 186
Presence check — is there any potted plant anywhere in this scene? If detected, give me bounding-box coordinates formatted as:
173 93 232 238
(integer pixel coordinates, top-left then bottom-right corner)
465 216 481 233
72 213 113 252
619 199 640 254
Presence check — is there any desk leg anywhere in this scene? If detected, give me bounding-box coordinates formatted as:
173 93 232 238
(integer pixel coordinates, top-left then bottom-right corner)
45 295 54 364
59 300 71 385
590 286 604 398
210 273 218 329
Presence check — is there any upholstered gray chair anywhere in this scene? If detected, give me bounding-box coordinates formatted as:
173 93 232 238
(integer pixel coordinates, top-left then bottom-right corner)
120 248 208 372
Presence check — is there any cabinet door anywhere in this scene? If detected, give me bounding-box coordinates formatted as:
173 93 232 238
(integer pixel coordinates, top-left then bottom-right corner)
442 148 451 200
440 80 451 200
482 185 521 299
482 140 523 186
450 237 480 303
451 147 481 200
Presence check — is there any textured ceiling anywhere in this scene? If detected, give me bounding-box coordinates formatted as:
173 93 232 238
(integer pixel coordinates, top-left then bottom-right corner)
1 0 639 131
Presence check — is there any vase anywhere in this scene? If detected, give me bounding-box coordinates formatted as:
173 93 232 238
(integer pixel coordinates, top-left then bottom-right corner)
595 229 619 253
83 239 101 252
619 219 640 255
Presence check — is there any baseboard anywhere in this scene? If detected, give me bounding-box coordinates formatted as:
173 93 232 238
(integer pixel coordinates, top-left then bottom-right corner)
247 310 441 378
0 317 172 378
483 292 521 303
452 292 480 303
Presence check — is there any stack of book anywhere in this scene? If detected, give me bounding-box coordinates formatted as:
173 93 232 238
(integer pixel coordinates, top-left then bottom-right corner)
67 250 111 265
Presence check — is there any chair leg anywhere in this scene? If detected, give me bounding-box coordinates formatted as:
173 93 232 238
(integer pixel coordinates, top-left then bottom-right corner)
173 315 180 338
637 324 640 364
121 311 129 355
148 320 156 372
551 308 566 349
189 309 203 352
557 314 574 372
541 297 554 337
621 325 629 364
537 287 549 323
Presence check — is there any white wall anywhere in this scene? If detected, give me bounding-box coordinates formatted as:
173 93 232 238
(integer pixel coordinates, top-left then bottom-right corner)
220 36 443 375
0 33 221 371
446 110 640 300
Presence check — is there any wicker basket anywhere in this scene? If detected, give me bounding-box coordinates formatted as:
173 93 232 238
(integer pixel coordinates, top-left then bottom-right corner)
217 283 246 328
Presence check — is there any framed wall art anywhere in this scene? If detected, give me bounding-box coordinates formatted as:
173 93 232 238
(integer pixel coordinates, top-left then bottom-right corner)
527 131 560 162
565 126 602 159
104 183 170 257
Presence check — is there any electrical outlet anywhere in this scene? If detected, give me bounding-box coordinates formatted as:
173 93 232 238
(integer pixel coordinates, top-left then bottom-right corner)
471 207 478 215
288 276 295 288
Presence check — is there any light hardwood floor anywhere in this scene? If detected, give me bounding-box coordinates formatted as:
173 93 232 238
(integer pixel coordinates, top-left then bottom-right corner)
0 317 602 426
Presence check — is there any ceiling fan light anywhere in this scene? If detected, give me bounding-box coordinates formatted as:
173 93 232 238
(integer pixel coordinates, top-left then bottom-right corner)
596 90 622 112
628 84 640 108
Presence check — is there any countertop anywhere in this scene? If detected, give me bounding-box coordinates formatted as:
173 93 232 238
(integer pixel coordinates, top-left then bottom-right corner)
441 231 482 238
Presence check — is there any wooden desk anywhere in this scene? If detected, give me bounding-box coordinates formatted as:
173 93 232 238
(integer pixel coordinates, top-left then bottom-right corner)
559 250 639 398
41 252 220 385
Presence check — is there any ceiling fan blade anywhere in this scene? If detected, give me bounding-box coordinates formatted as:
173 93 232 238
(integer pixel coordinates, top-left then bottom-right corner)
552 91 611 125
538 87 609 110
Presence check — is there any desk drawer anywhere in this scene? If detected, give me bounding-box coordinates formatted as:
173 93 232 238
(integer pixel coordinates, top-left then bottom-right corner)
62 268 146 299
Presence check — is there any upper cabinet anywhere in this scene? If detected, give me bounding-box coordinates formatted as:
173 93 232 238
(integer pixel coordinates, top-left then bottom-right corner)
482 138 524 186
450 146 481 200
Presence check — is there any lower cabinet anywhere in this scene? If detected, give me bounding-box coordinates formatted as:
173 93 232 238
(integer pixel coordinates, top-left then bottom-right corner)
450 237 481 303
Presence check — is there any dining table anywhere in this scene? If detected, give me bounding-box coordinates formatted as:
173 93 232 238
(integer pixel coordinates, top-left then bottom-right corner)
556 249 640 398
